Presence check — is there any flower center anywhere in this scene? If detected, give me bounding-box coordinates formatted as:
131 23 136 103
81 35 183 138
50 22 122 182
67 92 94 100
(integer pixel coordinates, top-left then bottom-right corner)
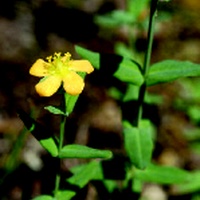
47 52 72 77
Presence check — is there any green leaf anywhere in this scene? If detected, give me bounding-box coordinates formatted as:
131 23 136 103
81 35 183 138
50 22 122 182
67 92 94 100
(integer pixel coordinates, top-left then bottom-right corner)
114 58 143 85
147 60 200 86
61 161 103 199
59 144 113 159
75 45 100 69
123 120 154 169
17 109 58 157
64 73 86 116
44 106 66 116
32 195 54 200
55 190 76 200
175 171 200 194
40 137 58 157
76 45 143 86
123 84 163 104
70 161 104 180
128 0 149 17
95 10 134 28
67 161 103 187
123 84 139 102
65 93 79 116
134 163 191 184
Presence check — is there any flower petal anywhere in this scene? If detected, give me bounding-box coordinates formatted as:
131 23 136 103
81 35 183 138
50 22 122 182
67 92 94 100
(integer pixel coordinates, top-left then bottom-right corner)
35 75 62 97
30 59 50 77
68 60 94 74
63 71 85 95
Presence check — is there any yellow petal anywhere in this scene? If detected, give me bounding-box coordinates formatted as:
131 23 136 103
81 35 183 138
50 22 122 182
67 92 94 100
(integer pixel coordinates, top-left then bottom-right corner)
30 59 50 77
63 71 85 95
68 60 94 74
35 75 62 97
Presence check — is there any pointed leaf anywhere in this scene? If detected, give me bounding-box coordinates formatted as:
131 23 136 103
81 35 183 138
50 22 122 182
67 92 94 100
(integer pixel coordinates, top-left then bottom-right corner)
70 160 104 180
75 45 100 69
17 109 58 157
68 161 103 187
65 93 79 116
55 190 76 200
123 120 154 169
64 72 86 116
175 171 200 194
32 195 54 200
114 58 143 85
59 144 112 159
134 163 191 184
44 105 67 116
147 60 200 86
76 45 143 85
60 161 103 199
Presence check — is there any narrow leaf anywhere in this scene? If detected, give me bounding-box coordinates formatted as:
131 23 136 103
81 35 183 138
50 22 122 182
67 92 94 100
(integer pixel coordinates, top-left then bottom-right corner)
114 58 143 85
147 60 200 86
134 163 191 184
44 105 66 116
70 160 104 180
175 171 200 194
75 45 143 85
59 144 112 159
124 123 142 168
64 73 86 116
59 161 103 199
55 190 76 200
65 93 79 116
67 161 103 188
123 120 154 169
17 109 58 157
32 195 54 200
75 45 100 69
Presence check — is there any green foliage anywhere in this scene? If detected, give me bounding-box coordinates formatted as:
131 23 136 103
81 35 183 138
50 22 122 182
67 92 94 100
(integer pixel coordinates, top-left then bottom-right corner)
10 0 200 199
18 110 58 157
75 46 100 69
147 60 200 86
123 120 154 169
67 161 103 186
64 93 80 116
134 163 191 184
44 105 67 116
39 137 58 157
95 0 149 28
59 144 112 159
176 171 200 194
114 58 143 85
57 161 104 199
32 195 54 200
76 45 143 86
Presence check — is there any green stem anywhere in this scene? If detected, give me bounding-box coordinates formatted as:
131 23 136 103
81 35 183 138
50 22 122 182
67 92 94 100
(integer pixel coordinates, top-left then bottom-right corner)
54 93 68 195
134 0 158 126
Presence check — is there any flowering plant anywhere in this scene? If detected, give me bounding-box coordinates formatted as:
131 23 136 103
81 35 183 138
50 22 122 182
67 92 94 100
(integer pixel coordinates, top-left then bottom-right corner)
4 0 200 199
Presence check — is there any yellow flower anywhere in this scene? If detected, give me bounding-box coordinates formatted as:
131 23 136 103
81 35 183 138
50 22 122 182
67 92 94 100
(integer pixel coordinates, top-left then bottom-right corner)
30 52 94 97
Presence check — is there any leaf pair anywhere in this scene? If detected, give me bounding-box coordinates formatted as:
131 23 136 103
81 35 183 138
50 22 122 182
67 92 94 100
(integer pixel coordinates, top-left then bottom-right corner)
76 46 200 87
18 109 112 159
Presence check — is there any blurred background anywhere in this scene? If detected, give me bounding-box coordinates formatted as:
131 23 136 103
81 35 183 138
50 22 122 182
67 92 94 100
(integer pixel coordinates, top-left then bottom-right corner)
1 0 200 199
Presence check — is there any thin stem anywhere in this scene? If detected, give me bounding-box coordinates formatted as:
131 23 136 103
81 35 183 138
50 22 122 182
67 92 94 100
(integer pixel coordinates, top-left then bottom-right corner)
143 0 158 77
134 0 158 126
54 94 68 195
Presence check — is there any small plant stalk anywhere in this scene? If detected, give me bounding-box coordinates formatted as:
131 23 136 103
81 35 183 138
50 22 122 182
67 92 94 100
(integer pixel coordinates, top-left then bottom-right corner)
135 0 158 126
54 94 68 195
